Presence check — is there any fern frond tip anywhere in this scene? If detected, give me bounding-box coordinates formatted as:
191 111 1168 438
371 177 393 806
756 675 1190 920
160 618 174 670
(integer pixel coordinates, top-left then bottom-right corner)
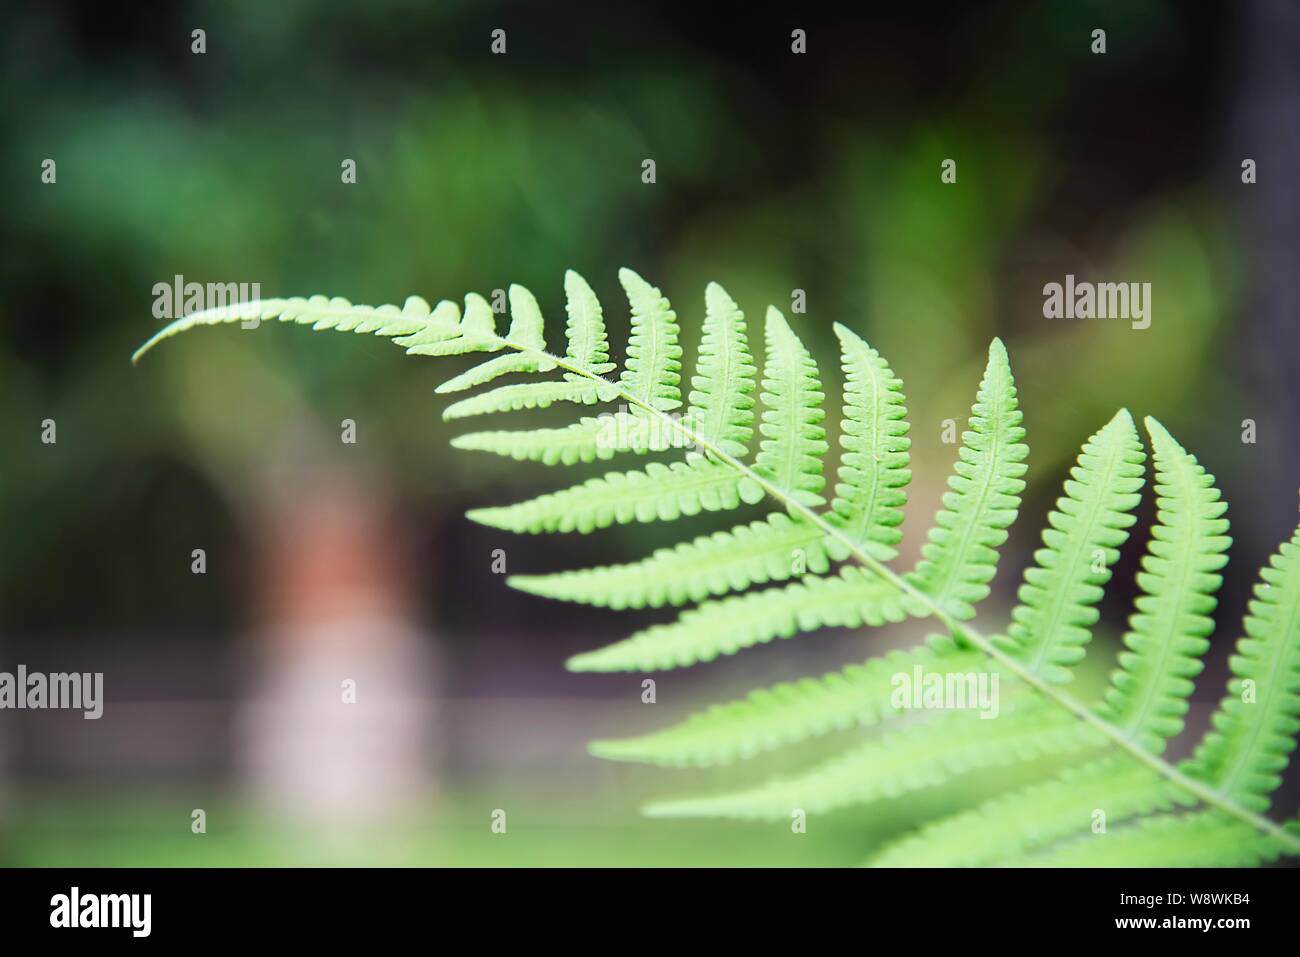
1109 406 1135 429
464 505 511 530
132 315 201 364
1143 414 1174 447
565 650 605 673
504 573 563 599
617 266 649 291
829 321 859 345
131 334 165 365
587 738 645 762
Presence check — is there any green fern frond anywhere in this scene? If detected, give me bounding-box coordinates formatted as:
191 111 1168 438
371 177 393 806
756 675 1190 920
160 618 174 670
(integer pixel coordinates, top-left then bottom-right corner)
992 409 1145 683
402 293 503 355
866 756 1179 867
616 268 682 411
442 380 612 421
891 421 1234 868
453 410 679 465
644 701 1103 821
467 457 756 534
509 512 827 609
588 642 987 766
135 268 1300 866
824 324 911 562
1099 417 1231 753
565 567 920 672
685 282 756 456
753 307 828 508
513 319 906 608
1184 522 1300 812
436 353 536 394
434 286 553 392
132 293 443 363
1012 811 1293 868
561 269 616 376
450 419 612 466
905 339 1029 620
501 283 547 351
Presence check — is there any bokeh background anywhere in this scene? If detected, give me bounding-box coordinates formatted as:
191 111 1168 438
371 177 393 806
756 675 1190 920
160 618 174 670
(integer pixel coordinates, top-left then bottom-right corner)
1 0 1297 865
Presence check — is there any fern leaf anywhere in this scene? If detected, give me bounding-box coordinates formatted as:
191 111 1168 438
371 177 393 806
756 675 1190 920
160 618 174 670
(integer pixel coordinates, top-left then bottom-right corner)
467 457 758 535
434 285 556 393
565 567 920 672
562 269 616 376
616 268 682 410
451 419 613 466
509 512 828 609
866 756 1176 867
436 353 538 395
391 299 465 346
644 702 1104 820
906 338 1029 620
588 643 987 766
685 282 756 456
132 293 447 363
752 307 829 508
452 411 680 465
402 293 502 356
824 324 911 562
1184 522 1300 813
441 380 613 420
992 409 1145 682
502 283 547 351
1013 811 1293 868
1099 417 1231 753
295 294 439 337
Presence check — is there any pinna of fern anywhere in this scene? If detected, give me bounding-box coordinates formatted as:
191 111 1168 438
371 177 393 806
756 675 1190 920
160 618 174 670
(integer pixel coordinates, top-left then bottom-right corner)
135 268 1300 867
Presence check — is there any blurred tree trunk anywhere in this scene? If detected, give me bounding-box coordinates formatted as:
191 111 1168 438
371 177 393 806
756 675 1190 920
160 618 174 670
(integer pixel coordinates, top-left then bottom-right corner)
236 471 439 829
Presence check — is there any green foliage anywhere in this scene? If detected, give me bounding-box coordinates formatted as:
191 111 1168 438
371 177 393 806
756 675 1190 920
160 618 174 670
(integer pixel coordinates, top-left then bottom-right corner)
136 268 1300 867
992 409 1146 683
588 643 987 767
1184 525 1300 813
904 338 1027 621
1097 419 1231 752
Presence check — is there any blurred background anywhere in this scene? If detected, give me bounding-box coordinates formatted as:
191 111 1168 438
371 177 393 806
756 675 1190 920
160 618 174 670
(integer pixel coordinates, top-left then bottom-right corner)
0 0 1296 865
